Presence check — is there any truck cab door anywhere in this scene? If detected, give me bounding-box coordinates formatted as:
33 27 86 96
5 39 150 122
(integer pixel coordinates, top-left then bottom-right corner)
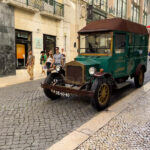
113 32 127 78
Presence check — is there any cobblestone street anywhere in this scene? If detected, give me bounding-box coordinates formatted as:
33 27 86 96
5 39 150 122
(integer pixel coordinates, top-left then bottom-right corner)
0 81 97 150
76 89 150 150
0 62 150 150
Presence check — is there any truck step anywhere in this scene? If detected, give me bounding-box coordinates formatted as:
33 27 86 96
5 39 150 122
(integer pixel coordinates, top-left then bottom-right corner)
116 82 131 89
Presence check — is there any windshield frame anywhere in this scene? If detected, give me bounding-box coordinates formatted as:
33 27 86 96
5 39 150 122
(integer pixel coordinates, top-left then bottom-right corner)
78 32 113 56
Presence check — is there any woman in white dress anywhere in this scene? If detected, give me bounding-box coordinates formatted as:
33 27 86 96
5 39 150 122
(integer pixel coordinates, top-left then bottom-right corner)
46 50 54 76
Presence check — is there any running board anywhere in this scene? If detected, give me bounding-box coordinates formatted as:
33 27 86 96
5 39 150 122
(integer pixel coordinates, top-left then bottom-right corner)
116 82 131 89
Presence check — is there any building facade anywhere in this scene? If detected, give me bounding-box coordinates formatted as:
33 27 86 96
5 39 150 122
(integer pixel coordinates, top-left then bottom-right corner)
0 0 87 76
0 3 15 76
0 0 149 77
85 0 150 51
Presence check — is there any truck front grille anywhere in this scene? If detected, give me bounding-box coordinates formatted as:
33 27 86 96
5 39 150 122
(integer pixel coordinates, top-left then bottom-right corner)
66 65 83 85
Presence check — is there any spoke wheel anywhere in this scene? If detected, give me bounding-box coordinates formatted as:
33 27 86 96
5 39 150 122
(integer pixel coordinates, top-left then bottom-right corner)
138 70 144 86
91 78 112 111
43 74 64 100
98 84 109 106
134 69 144 88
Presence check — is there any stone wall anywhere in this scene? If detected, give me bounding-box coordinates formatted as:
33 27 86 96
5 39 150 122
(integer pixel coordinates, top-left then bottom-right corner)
0 3 15 77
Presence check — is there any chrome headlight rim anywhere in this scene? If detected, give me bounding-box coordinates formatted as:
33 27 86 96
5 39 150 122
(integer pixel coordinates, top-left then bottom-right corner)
89 67 96 75
56 65 61 72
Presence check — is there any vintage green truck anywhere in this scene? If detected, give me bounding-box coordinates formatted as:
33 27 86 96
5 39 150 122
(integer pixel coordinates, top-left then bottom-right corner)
41 18 149 110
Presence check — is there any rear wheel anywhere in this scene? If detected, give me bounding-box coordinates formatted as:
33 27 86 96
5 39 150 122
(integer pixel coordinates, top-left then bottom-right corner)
134 69 144 88
44 74 64 100
92 78 112 111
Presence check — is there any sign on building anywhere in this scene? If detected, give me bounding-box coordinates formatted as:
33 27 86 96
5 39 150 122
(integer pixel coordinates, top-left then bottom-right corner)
35 38 43 49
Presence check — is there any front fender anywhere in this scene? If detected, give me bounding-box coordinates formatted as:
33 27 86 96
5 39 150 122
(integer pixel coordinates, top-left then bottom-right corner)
45 72 64 82
91 78 99 92
135 64 146 76
91 73 114 92
94 72 113 79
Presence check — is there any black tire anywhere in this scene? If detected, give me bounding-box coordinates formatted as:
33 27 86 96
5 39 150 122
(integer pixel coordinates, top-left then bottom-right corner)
43 74 64 100
91 78 112 111
134 69 144 88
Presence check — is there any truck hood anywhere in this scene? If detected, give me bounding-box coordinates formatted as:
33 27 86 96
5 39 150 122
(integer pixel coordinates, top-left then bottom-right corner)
74 55 111 80
75 55 111 70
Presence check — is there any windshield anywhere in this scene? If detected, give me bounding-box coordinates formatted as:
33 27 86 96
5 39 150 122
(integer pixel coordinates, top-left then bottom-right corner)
79 32 112 55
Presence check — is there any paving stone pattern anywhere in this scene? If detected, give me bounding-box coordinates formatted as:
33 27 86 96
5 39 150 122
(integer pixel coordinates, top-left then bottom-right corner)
0 62 150 150
0 80 97 150
76 90 150 150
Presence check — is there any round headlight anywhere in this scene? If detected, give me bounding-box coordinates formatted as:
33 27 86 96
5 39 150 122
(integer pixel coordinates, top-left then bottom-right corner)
56 65 61 72
89 67 96 75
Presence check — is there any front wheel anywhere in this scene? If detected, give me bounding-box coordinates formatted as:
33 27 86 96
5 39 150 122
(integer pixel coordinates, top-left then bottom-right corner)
43 74 64 100
134 69 144 88
91 78 112 111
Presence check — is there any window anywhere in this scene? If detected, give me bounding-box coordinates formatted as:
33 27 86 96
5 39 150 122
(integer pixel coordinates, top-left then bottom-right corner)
143 0 148 25
92 0 108 12
131 3 140 23
115 33 126 54
143 12 147 25
114 0 127 19
44 0 54 6
133 0 140 5
87 0 93 5
80 32 112 55
100 0 107 12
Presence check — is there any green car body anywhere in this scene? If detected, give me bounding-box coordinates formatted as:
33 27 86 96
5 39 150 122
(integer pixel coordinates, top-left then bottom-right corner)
42 18 149 111
75 30 149 81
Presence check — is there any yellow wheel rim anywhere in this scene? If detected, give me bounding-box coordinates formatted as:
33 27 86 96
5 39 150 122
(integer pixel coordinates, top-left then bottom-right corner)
139 70 143 85
98 83 109 105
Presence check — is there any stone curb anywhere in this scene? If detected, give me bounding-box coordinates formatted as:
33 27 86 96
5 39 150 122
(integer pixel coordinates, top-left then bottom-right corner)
0 76 45 88
47 81 150 150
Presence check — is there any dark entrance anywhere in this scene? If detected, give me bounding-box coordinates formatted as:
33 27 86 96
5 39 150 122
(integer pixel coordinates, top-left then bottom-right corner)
43 34 56 55
15 30 32 69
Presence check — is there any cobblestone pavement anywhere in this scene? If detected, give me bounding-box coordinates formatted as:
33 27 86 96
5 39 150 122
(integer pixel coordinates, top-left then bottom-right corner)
0 82 97 150
0 62 150 150
76 91 150 150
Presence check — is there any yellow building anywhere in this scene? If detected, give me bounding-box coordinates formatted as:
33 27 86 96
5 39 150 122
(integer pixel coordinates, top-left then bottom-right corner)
0 0 149 77
0 0 87 76
84 0 150 50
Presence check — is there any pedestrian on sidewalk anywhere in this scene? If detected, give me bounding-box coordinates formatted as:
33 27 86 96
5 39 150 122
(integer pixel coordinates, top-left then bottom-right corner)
61 48 66 67
40 51 47 75
46 50 54 76
26 50 35 80
148 51 150 61
54 47 63 67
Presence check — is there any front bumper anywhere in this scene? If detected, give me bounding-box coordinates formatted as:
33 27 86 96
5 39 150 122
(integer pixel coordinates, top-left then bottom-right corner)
41 83 94 97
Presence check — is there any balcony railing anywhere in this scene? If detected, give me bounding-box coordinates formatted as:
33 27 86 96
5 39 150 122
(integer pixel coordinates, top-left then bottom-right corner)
42 0 64 16
6 0 64 17
54 1 64 16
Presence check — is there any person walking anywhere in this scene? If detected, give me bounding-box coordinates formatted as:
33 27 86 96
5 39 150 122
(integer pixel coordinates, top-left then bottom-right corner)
148 51 150 61
46 50 54 76
26 50 35 80
40 51 47 75
54 47 63 67
61 48 66 66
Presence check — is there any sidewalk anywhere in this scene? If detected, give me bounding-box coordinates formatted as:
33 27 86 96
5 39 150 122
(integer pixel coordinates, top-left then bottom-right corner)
0 69 46 88
48 82 150 150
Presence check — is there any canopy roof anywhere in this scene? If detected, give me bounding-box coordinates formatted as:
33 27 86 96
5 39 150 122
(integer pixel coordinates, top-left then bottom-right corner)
79 18 149 35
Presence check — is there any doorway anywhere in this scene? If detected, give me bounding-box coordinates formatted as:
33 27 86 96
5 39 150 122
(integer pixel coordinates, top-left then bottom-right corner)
15 30 32 69
43 34 56 55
